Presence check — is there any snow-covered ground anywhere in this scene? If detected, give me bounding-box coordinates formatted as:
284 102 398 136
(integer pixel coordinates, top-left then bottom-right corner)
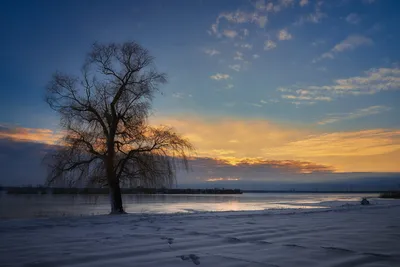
1 199 400 267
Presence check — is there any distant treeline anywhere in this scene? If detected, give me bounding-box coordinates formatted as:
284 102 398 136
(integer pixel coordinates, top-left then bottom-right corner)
1 186 242 195
379 191 400 199
242 190 391 193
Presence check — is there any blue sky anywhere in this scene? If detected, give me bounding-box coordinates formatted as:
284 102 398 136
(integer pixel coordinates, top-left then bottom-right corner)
0 0 399 187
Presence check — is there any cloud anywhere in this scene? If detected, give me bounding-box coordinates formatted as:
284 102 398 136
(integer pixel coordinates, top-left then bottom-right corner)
206 177 240 182
0 125 62 145
264 129 400 158
0 138 398 187
264 40 277 50
152 116 400 173
253 54 260 59
204 49 220 56
346 13 361 24
318 106 391 125
172 92 193 99
314 35 373 62
278 67 400 102
282 94 332 103
251 99 276 107
209 9 270 38
332 35 373 52
250 103 263 108
226 84 234 89
255 15 268 28
234 51 244 60
191 158 334 181
240 43 253 49
3 119 397 185
295 1 326 25
254 0 296 12
279 0 295 7
278 29 293 40
280 88 332 105
151 116 309 160
223 29 238 38
0 139 54 186
299 0 309 6
210 73 230 80
229 64 241 72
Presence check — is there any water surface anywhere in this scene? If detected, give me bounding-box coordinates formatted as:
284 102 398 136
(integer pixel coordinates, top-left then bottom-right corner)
0 192 378 219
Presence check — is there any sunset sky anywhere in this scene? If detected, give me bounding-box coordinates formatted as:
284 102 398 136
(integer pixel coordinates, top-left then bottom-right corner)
0 0 399 188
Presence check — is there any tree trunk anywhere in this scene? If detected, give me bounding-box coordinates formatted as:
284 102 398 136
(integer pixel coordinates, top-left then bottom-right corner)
109 179 125 214
106 149 125 214
106 122 125 214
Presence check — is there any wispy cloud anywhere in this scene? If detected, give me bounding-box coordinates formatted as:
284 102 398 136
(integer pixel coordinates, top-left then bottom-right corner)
234 51 244 60
172 92 193 99
253 54 260 59
251 98 278 107
209 9 270 38
250 103 263 108
226 84 234 89
346 13 361 24
229 64 241 72
255 0 295 13
282 94 332 104
278 67 400 100
240 43 253 49
295 1 326 25
199 158 333 176
0 125 62 145
153 116 400 172
278 28 293 40
333 35 373 52
204 49 220 56
300 0 309 7
314 35 373 62
264 40 277 50
263 129 400 157
318 106 391 125
210 73 230 80
223 29 238 38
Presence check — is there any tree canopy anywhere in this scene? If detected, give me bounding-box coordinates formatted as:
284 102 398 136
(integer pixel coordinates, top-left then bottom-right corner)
45 42 194 213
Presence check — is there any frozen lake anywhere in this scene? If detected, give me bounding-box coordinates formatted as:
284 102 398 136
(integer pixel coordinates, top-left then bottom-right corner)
0 192 379 219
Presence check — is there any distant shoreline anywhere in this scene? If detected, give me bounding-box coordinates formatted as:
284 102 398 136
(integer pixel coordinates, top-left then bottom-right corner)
0 186 394 195
1 186 243 195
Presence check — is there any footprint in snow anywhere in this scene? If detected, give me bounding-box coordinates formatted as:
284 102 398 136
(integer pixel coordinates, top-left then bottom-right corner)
225 237 241 243
161 237 174 244
178 254 200 265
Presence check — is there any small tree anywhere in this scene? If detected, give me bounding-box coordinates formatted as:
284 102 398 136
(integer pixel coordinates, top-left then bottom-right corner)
45 41 193 213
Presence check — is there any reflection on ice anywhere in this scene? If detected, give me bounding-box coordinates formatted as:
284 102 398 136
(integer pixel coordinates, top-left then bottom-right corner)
0 193 379 219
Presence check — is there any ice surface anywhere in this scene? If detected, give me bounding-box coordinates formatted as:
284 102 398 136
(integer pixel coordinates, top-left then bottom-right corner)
1 200 400 266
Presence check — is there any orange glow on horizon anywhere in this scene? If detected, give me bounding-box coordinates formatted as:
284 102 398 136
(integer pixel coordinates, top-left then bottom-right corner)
2 116 400 173
0 126 63 145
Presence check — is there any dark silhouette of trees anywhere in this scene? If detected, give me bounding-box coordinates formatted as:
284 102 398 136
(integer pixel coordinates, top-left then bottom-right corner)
45 42 194 214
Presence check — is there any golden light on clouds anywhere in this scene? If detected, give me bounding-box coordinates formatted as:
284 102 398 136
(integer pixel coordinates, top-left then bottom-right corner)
2 117 399 173
0 126 62 145
263 129 400 157
206 177 240 182
151 116 309 159
152 116 400 173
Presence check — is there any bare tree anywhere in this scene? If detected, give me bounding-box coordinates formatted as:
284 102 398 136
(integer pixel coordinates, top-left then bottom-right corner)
45 42 194 214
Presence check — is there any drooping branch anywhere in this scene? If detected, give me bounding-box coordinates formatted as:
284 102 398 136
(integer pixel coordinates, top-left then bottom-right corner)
44 41 194 191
